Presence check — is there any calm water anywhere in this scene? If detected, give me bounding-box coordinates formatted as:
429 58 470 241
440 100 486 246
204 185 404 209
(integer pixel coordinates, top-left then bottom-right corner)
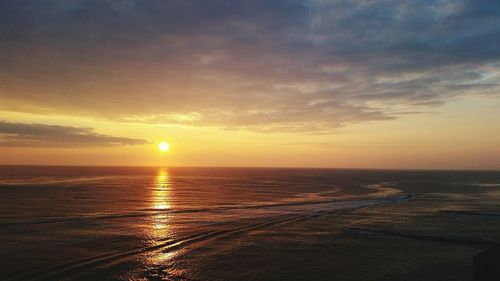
1 166 500 281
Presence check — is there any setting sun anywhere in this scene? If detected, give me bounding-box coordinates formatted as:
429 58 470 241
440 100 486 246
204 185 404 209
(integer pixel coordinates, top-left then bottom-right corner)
158 142 170 152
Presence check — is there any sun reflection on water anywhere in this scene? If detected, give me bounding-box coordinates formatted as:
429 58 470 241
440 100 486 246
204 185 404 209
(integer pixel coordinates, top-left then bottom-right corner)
151 169 173 237
153 169 171 211
145 169 178 265
129 169 191 280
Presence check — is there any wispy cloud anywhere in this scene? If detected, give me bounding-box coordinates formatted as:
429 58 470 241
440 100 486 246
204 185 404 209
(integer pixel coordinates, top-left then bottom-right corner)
1 0 500 132
0 121 147 147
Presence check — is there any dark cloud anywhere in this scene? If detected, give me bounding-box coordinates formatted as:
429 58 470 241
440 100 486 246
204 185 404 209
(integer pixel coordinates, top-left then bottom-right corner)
1 0 500 132
0 121 147 147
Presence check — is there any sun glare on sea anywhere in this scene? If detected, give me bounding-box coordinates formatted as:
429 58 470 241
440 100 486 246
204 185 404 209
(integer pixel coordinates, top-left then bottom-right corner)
159 142 170 152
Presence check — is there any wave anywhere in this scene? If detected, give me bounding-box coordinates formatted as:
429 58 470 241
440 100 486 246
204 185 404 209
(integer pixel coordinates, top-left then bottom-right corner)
0 194 414 227
440 210 500 218
4 194 414 281
345 227 498 247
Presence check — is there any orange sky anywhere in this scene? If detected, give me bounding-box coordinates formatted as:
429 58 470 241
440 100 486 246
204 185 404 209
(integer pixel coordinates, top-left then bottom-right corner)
1 1 500 169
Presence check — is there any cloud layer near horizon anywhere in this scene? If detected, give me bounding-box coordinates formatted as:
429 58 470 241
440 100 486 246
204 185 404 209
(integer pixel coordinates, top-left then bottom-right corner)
1 0 500 132
0 121 147 147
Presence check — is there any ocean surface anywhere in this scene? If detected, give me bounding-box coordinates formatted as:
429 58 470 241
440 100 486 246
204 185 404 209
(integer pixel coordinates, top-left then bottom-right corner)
1 166 500 281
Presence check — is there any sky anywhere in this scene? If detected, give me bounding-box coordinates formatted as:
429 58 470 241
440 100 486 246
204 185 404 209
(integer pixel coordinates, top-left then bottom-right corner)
1 0 500 169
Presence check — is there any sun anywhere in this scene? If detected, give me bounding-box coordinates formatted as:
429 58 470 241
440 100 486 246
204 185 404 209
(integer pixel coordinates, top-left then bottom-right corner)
158 142 170 152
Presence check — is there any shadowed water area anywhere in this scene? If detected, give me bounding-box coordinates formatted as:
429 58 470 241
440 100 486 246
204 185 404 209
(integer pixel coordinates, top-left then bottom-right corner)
1 166 499 280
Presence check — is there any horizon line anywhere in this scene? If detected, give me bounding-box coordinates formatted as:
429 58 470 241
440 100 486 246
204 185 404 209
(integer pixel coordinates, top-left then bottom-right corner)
0 164 499 172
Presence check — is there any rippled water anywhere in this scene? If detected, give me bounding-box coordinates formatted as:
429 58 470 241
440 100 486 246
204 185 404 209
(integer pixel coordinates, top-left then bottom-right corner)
0 166 499 280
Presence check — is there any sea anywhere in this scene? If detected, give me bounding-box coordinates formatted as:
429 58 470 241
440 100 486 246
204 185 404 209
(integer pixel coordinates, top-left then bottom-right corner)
1 166 499 281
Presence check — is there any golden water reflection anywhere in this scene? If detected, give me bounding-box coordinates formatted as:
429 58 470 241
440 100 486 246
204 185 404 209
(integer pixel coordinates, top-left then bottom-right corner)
151 169 173 237
153 169 171 210
132 169 182 281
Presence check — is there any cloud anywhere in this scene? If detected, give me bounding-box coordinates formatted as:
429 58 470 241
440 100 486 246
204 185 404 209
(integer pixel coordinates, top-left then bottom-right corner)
0 121 148 147
1 0 500 132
